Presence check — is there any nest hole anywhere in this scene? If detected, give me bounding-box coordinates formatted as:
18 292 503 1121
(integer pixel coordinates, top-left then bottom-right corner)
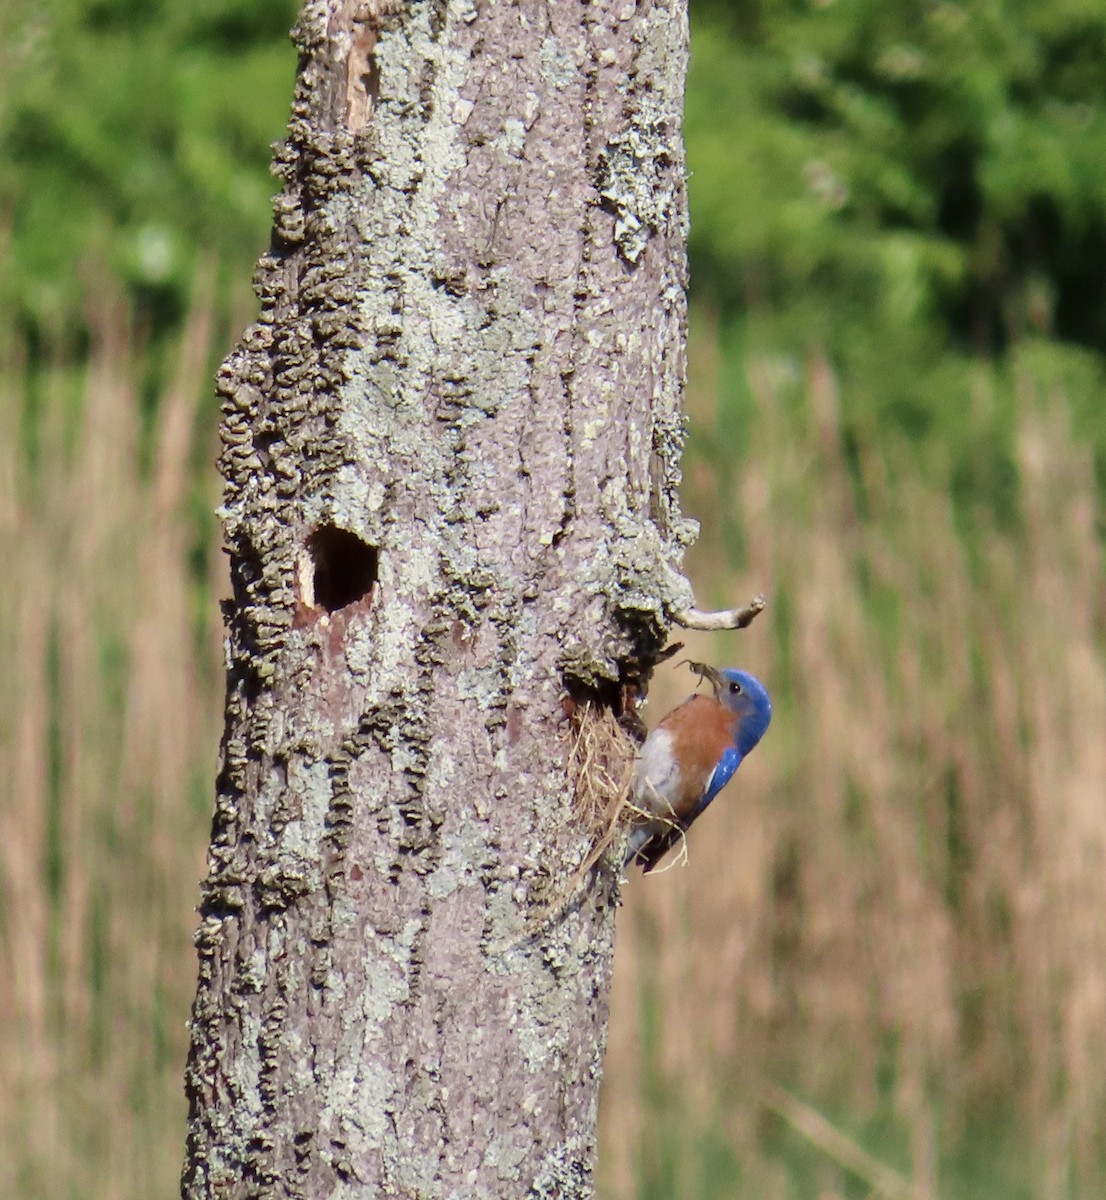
307 525 378 613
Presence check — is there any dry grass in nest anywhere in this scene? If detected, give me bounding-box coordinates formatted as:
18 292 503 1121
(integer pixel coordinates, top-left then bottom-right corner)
573 699 698 878
493 700 694 951
493 702 641 949
568 700 641 875
565 701 698 886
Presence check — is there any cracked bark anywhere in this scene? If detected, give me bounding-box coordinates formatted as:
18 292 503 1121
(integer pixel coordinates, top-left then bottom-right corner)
182 1 693 1195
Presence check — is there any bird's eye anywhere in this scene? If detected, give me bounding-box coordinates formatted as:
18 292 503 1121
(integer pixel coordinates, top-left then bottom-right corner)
729 681 743 695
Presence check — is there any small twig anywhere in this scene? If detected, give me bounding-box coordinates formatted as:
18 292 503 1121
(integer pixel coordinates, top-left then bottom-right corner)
761 1084 916 1200
671 593 766 632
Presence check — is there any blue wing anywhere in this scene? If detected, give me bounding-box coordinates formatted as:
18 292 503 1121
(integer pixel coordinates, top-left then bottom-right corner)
698 746 742 815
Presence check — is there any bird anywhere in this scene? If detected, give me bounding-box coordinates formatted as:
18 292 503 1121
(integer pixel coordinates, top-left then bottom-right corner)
624 663 772 873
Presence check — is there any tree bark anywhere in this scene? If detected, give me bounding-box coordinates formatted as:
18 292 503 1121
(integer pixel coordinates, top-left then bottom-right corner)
182 1 693 1195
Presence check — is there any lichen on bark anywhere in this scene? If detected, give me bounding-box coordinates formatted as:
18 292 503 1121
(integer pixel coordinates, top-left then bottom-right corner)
183 2 694 1196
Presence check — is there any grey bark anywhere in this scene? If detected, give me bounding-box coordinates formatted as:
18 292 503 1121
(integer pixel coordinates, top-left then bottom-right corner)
182 1 694 1196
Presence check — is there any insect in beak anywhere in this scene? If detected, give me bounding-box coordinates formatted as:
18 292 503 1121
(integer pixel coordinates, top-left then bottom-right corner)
680 659 726 694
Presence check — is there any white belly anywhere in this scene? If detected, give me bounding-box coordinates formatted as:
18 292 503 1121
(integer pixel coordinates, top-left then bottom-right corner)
633 728 679 817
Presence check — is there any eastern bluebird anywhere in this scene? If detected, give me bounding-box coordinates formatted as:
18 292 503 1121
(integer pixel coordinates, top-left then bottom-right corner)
624 664 772 873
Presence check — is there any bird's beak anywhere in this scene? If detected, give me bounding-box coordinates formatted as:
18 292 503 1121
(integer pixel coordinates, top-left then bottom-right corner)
685 660 725 695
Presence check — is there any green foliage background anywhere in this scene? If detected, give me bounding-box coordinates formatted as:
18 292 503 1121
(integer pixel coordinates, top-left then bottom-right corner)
7 0 1106 496
1 0 299 343
684 0 1106 517
2 1 1106 1197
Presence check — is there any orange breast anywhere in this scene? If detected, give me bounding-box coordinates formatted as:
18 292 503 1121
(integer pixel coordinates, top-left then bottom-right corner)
657 694 738 819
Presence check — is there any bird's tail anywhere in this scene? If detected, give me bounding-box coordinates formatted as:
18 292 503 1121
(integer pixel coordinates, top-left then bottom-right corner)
622 824 652 869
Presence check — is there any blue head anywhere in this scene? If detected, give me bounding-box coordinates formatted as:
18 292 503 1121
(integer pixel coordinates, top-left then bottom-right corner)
715 668 772 758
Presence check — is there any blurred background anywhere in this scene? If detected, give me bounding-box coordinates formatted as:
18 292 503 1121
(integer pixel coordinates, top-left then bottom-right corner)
2 1 1105 1197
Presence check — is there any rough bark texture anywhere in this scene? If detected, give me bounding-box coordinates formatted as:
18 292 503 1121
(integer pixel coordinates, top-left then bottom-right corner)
182 1 693 1195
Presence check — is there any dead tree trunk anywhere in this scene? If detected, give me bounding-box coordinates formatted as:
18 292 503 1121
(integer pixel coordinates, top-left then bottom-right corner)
182 1 694 1195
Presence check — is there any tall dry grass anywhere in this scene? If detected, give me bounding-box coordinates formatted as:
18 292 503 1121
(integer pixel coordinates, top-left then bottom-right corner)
601 324 1106 1198
3 279 1104 1200
0 285 226 1199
